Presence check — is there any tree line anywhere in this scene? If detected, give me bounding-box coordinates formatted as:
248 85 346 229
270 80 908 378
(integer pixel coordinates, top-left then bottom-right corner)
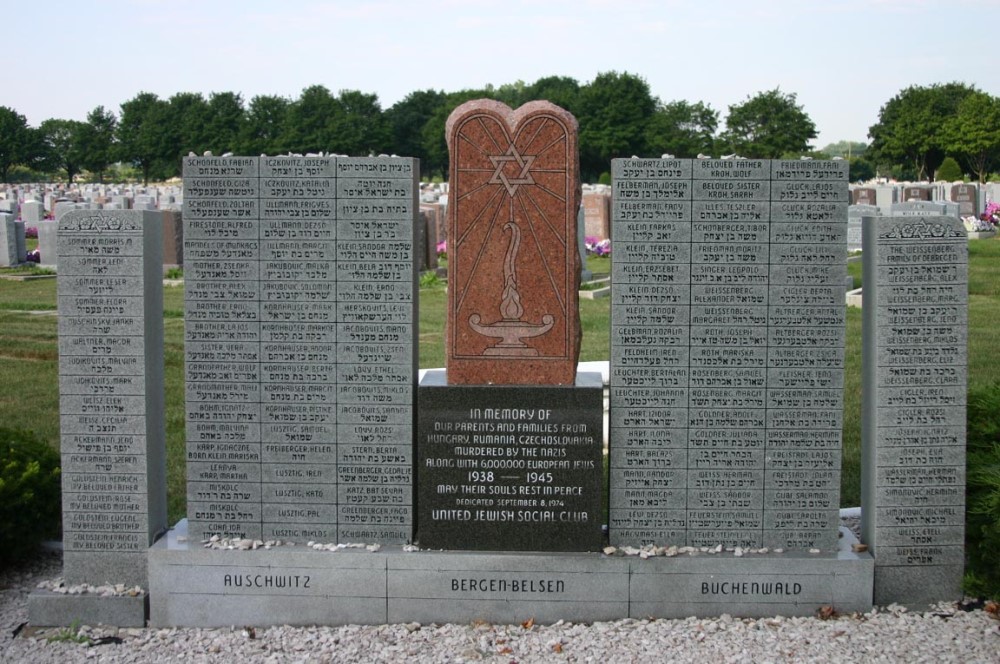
1 73 997 185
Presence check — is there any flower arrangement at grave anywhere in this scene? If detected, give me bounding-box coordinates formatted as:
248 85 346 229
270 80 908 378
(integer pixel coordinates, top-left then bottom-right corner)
584 236 611 256
24 226 37 239
965 202 1000 232
436 240 447 257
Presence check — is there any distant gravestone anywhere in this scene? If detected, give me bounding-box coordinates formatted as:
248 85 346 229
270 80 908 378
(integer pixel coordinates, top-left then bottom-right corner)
31 210 167 626
875 185 898 212
861 215 967 607
890 201 947 217
583 191 611 239
21 199 43 224
848 205 879 252
444 99 582 386
160 210 183 267
609 158 848 550
951 184 979 217
37 219 58 268
14 220 26 264
902 186 932 202
852 188 876 206
0 213 17 266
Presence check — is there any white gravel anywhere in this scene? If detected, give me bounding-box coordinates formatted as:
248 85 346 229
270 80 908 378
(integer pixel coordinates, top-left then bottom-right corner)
2 551 997 663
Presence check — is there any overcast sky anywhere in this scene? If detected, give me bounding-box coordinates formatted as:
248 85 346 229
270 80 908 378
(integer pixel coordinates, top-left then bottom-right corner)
9 0 999 148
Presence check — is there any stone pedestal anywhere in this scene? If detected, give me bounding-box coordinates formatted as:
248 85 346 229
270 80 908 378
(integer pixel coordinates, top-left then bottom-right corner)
416 370 604 551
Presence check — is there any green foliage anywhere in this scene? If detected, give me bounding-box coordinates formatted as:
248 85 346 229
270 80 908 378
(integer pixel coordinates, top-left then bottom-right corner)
942 91 1000 184
577 71 657 181
239 94 291 156
0 106 35 182
868 82 977 180
78 106 117 183
820 140 868 158
936 156 964 181
37 118 87 184
597 172 611 185
164 267 184 279
46 620 89 644
964 383 1000 599
0 427 61 565
116 91 173 184
645 100 718 158
848 157 875 182
419 270 443 289
385 89 446 178
720 88 817 158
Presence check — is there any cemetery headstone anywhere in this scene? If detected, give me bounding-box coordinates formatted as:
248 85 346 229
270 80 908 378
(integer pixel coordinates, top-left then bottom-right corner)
890 201 948 217
583 191 611 239
902 186 932 201
160 210 183 267
37 220 58 268
21 199 44 224
875 185 898 212
0 213 17 266
609 158 848 550
848 204 879 252
861 215 967 607
182 155 418 544
417 100 603 552
14 220 26 264
951 184 979 217
30 210 167 626
852 187 876 206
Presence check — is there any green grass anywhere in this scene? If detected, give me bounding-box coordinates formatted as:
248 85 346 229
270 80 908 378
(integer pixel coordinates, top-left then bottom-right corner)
1 238 996 523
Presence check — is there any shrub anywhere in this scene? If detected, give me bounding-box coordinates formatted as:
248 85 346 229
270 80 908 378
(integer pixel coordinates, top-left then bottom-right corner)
964 384 1000 599
936 157 964 181
597 172 611 186
0 428 61 566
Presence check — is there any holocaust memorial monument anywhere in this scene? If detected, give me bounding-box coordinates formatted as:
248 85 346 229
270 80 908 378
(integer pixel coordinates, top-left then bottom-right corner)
29 99 967 628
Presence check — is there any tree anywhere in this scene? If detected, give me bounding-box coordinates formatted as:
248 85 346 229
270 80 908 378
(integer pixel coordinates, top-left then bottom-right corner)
0 106 34 183
78 106 117 183
204 92 245 155
868 82 977 180
524 76 581 117
645 100 718 157
385 89 446 177
282 85 340 153
720 88 816 158
240 94 291 155
328 90 389 156
37 118 86 184
935 156 964 181
576 71 657 181
421 88 488 179
117 92 172 184
820 140 868 159
942 90 1000 183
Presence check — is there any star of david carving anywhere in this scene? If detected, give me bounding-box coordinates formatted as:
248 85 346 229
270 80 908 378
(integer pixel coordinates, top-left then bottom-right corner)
488 146 535 196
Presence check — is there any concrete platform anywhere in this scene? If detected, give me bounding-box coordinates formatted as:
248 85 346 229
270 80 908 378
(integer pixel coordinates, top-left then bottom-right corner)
148 520 872 627
28 590 148 628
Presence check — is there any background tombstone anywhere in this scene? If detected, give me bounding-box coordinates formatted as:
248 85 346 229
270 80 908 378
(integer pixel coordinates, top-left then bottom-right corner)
37 219 58 268
861 215 967 607
852 187 877 206
14 220 26 264
848 204 879 252
160 209 183 268
21 199 44 224
902 185 932 201
30 209 167 627
950 184 979 217
890 201 947 217
417 100 603 552
583 190 611 239
0 213 17 266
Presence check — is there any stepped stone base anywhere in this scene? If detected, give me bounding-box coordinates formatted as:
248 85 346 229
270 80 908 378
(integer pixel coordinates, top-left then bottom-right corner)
28 591 148 628
147 520 872 627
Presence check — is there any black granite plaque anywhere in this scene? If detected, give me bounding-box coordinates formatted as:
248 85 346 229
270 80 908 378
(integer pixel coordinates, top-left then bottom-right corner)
416 370 604 551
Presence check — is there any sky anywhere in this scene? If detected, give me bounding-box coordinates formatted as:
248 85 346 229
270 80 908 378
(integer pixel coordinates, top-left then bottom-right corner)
8 0 1000 149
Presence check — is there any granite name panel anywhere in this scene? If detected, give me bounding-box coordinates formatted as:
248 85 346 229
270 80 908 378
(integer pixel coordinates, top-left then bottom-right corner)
416 370 604 551
183 156 418 545
56 210 167 587
609 158 848 551
861 215 967 607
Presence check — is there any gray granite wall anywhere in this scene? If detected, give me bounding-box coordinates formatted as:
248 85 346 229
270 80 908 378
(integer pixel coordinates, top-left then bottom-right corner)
183 156 417 545
861 215 967 607
609 158 848 551
57 210 167 587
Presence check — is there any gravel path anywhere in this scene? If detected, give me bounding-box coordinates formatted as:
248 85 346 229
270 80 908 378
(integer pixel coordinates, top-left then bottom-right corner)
2 552 997 663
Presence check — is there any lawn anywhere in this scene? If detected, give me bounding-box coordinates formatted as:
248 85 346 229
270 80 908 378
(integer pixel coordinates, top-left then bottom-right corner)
0 239 996 523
